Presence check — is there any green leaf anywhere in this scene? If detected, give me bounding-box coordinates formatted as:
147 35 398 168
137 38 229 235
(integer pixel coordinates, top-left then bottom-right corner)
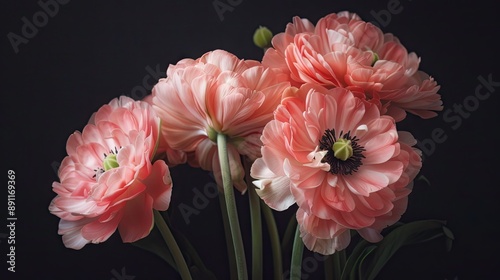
417 175 431 186
364 220 451 280
132 226 177 271
172 229 218 280
162 210 218 280
340 238 369 280
133 214 218 280
443 225 454 252
352 245 377 280
281 213 297 255
442 225 455 240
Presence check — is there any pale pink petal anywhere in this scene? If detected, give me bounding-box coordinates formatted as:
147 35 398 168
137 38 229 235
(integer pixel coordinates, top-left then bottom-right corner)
142 160 172 211
58 218 95 250
233 133 262 161
118 193 154 243
80 208 123 244
357 227 383 243
253 175 294 211
297 209 351 255
342 162 403 196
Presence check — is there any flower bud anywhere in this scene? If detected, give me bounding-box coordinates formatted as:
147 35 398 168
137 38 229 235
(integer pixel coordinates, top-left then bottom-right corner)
253 26 273 49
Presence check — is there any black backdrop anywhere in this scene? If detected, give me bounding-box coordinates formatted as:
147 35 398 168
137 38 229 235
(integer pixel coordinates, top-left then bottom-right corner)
2 0 499 279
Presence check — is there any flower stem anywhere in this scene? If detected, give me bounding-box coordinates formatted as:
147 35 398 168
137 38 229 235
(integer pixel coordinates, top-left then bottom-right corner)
282 214 298 252
153 210 192 280
248 186 262 280
243 158 263 280
217 133 248 280
261 200 283 280
332 249 346 280
290 224 304 280
219 191 238 280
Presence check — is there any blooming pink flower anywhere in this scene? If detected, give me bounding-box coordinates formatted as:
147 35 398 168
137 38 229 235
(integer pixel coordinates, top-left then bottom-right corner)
251 84 421 254
152 50 290 192
49 96 172 249
262 11 443 121
142 94 187 166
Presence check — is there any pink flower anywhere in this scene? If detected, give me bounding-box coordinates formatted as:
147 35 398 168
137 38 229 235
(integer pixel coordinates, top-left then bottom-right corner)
152 50 290 192
250 84 421 254
142 94 187 166
49 96 172 249
262 11 443 121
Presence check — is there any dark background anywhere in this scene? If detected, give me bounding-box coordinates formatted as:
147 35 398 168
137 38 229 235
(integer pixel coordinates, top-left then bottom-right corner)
2 0 499 279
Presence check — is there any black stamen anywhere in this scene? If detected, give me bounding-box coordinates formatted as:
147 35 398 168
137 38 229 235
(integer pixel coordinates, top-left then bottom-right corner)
97 146 120 178
93 167 104 179
319 129 365 175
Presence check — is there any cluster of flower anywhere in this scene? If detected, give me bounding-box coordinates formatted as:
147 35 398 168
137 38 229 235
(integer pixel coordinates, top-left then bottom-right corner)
49 11 442 265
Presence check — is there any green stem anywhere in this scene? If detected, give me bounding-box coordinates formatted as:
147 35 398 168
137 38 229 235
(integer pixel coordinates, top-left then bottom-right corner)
333 249 347 280
217 133 248 280
261 200 283 280
219 191 238 280
244 159 262 280
340 249 346 269
282 213 298 253
154 210 193 280
290 224 304 280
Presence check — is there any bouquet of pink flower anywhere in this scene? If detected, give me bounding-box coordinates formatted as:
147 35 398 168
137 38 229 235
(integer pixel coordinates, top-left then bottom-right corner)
49 11 453 280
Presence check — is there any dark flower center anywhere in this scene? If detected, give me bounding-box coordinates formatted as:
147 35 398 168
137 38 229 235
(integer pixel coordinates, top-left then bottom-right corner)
319 129 365 175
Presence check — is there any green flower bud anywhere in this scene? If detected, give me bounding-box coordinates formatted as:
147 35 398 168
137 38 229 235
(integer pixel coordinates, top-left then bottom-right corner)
253 26 273 49
332 138 353 161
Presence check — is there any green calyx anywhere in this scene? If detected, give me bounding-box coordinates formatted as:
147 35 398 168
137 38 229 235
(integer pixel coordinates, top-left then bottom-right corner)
207 126 218 143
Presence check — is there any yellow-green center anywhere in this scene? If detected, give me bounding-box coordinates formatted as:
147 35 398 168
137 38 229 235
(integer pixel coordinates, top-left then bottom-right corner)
332 138 353 161
319 129 366 175
103 154 119 171
371 52 379 66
